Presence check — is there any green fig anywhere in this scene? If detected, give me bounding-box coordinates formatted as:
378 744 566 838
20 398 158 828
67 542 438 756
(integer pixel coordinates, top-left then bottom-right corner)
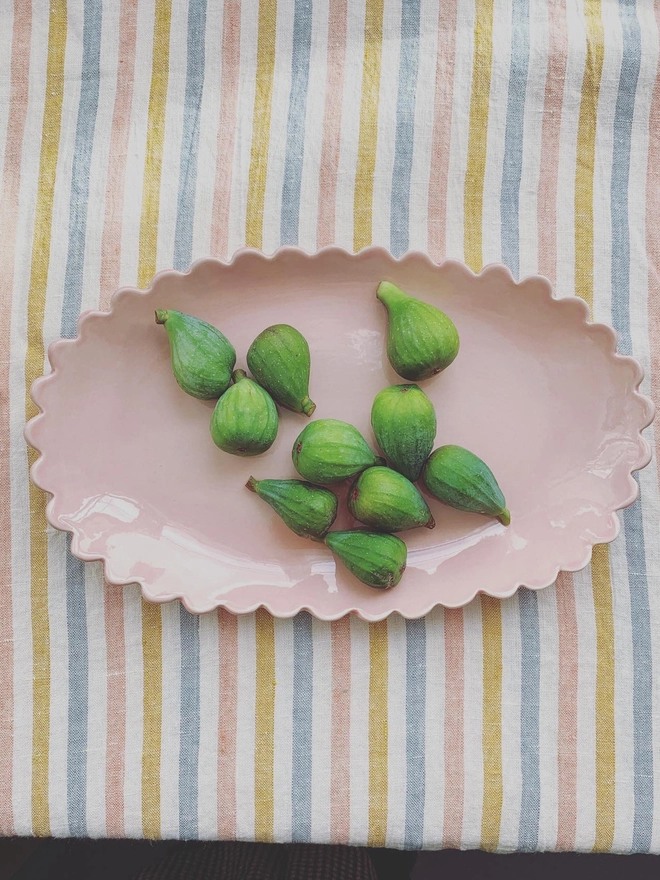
348 466 435 532
247 324 316 416
155 309 236 399
246 476 337 540
325 530 407 590
422 445 510 525
371 384 436 482
210 370 278 456
376 282 459 381
292 418 384 484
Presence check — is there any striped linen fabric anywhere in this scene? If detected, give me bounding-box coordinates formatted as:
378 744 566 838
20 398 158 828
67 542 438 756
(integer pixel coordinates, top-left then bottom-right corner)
0 0 659 853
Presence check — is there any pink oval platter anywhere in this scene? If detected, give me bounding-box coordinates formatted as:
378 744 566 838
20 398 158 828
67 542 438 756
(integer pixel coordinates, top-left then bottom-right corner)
24 247 654 620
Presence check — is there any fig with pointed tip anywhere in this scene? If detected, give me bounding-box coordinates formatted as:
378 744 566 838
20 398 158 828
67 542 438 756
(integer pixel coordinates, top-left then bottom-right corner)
422 445 510 525
292 418 384 484
247 324 316 416
371 384 436 482
155 309 236 399
246 476 337 540
325 530 407 590
210 370 278 456
377 281 459 381
348 466 435 532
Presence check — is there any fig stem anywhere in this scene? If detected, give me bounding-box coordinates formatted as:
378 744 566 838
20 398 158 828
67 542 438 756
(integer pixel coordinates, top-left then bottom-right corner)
426 516 436 530
155 309 169 324
246 476 258 493
301 396 316 417
498 508 511 527
232 369 248 383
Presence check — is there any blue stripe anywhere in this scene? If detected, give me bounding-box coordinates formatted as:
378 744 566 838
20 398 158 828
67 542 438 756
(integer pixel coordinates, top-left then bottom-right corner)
173 0 207 840
179 607 200 839
291 612 313 842
499 0 540 851
390 0 421 258
59 0 103 836
173 0 207 271
517 589 541 850
280 0 313 245
609 0 652 853
404 617 425 849
500 0 530 277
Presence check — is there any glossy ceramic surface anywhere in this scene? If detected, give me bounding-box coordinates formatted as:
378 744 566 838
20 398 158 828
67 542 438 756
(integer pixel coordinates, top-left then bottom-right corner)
25 248 654 619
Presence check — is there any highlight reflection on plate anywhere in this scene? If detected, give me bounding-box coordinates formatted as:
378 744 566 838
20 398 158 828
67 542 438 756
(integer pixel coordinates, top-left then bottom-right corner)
24 248 654 619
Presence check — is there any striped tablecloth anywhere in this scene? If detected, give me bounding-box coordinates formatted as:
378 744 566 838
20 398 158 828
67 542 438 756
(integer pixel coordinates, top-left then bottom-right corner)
1 0 659 853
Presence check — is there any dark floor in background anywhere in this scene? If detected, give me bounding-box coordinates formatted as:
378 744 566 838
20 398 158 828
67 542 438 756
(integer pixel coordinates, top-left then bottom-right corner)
0 838 657 880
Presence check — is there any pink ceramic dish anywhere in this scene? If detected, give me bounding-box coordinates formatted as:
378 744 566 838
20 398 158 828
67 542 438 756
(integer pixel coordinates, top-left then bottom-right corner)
25 248 654 620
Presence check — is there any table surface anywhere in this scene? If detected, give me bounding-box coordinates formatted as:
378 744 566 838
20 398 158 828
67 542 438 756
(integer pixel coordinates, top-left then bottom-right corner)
1 0 659 853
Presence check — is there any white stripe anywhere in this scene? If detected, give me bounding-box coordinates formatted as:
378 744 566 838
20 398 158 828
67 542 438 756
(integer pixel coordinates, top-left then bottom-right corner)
46 529 70 837
408 0 440 255
481 0 511 269
592 0 621 326
536 585 559 849
0 0 15 185
461 597 483 844
122 586 144 837
445 0 475 261
191 0 224 260
518 0 549 279
197 611 220 839
422 607 444 846
371 0 401 251
84 562 108 837
227 0 259 256
81 0 121 314
385 613 406 847
609 530 635 851
262 0 295 254
234 613 256 839
573 564 597 851
334 0 366 251
348 615 369 845
498 594 521 851
554 0 587 299
297 0 330 253
119 0 156 286
8 0 53 833
272 617 293 843
156 0 188 271
310 617 332 843
159 602 181 837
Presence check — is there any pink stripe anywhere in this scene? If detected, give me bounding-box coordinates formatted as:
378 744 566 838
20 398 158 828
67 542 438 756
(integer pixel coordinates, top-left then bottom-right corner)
330 615 351 844
98 0 138 837
217 609 238 839
427 0 457 263
316 0 348 249
555 572 578 850
0 0 32 837
647 4 660 480
537 0 567 280
210 0 241 260
442 608 464 848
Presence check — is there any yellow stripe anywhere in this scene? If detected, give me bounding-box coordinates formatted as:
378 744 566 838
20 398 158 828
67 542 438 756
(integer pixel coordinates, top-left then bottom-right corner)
592 545 615 850
137 0 171 836
137 0 172 288
254 608 275 842
463 0 494 272
141 601 162 838
353 0 384 252
480 594 503 851
574 0 614 851
24 0 68 837
245 0 277 250
368 619 388 847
